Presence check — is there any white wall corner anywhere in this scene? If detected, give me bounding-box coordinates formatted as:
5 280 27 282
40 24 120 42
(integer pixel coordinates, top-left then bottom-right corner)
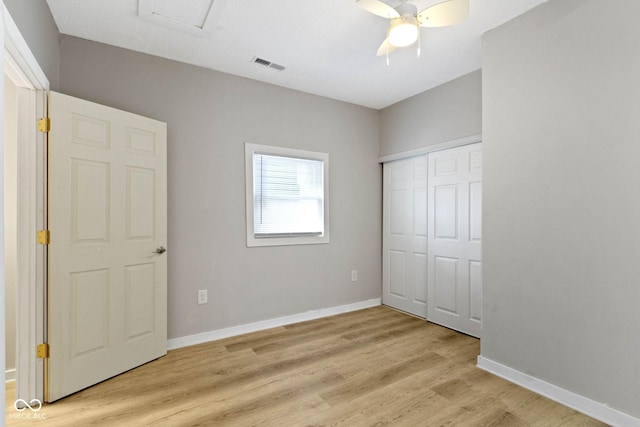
2 4 49 90
167 298 381 351
477 356 640 427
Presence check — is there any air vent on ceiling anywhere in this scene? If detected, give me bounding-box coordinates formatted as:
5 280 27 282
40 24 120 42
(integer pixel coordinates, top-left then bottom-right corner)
252 56 286 71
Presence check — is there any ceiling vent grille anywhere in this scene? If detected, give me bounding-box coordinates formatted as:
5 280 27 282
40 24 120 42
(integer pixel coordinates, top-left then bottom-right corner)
252 56 286 71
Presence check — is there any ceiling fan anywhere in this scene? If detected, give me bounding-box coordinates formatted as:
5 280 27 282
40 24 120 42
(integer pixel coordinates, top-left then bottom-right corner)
356 0 469 57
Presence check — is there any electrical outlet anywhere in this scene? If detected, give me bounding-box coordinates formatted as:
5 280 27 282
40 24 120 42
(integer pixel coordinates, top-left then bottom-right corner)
351 270 358 282
198 289 208 305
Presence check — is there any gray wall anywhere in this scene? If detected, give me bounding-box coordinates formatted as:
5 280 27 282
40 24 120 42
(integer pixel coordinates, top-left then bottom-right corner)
58 36 382 340
482 0 640 418
379 70 481 156
3 0 60 88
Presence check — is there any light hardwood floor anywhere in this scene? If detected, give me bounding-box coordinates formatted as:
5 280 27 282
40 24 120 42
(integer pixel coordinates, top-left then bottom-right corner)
5 306 607 426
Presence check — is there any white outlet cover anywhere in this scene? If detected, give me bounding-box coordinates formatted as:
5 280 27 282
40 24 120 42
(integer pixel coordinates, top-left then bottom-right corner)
198 289 208 304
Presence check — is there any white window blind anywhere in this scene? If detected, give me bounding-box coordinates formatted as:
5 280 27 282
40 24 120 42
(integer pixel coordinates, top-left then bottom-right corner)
253 153 324 236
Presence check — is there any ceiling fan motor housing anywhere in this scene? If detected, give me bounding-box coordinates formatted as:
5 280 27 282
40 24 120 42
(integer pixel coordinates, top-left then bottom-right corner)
395 2 418 16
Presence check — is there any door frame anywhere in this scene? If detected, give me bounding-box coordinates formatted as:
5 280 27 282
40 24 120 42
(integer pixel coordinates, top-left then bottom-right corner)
378 134 483 164
3 2 49 404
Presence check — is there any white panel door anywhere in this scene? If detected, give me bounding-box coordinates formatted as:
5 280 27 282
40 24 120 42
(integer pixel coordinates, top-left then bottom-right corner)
382 155 427 317
47 91 167 401
427 143 482 337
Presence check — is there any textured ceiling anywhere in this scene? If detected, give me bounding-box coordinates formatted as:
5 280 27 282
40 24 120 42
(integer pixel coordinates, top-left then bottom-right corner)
45 0 548 109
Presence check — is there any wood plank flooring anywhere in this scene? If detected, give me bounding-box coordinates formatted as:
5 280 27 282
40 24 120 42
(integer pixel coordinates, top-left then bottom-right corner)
5 306 607 426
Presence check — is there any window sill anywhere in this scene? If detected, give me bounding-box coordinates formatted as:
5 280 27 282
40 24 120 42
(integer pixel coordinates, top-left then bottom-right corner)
247 234 330 248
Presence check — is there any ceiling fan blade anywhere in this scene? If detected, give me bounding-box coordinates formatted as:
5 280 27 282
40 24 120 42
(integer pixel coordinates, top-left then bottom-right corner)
356 0 400 19
418 0 469 28
376 38 398 56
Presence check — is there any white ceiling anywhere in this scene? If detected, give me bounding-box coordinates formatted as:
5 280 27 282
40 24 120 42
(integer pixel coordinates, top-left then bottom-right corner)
45 0 548 110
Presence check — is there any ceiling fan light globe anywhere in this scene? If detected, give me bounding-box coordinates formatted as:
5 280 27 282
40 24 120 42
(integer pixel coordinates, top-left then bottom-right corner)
388 17 419 47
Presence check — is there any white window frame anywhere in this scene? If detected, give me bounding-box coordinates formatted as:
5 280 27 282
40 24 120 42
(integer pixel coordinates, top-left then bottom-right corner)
245 143 330 247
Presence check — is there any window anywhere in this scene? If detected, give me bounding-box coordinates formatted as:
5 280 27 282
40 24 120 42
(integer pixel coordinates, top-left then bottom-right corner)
245 143 330 247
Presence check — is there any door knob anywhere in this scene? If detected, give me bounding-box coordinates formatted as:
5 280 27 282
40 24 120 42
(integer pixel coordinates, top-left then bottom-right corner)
154 246 167 254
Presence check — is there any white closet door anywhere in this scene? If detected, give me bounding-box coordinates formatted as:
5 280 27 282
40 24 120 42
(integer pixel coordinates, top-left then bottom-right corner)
382 155 428 318
427 143 482 337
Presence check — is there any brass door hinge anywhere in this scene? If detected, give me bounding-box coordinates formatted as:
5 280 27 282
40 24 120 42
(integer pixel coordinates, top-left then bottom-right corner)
37 117 50 133
37 229 50 245
37 343 49 359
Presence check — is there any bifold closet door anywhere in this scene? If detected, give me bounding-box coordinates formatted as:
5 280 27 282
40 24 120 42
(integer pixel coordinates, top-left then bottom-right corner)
427 143 482 337
382 155 428 318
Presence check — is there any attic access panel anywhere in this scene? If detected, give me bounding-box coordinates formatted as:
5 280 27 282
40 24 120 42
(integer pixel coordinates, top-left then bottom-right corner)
138 0 223 33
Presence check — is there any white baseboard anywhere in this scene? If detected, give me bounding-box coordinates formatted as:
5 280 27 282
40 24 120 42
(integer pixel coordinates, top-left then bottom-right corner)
477 356 640 427
167 298 381 351
5 369 16 383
